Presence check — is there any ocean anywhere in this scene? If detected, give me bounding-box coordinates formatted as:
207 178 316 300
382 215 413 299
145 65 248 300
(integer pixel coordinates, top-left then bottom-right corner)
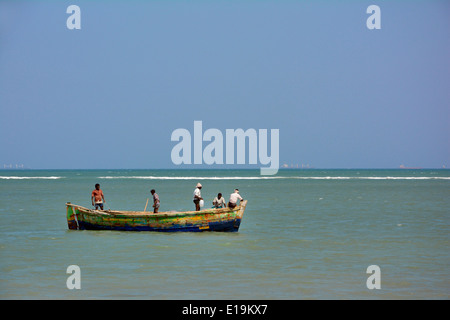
0 169 448 299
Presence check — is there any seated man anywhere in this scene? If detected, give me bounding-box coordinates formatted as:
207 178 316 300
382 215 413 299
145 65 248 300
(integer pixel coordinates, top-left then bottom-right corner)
212 193 226 209
228 189 243 209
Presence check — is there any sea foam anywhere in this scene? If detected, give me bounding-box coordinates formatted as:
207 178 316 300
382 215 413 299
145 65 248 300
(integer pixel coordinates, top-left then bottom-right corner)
97 176 450 180
0 176 63 180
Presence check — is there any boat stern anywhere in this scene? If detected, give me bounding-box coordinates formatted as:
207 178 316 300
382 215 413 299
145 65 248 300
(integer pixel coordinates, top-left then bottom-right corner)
66 202 79 230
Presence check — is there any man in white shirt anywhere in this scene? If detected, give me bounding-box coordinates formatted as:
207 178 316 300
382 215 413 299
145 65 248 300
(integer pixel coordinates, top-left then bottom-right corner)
193 183 203 211
228 189 243 209
213 193 226 209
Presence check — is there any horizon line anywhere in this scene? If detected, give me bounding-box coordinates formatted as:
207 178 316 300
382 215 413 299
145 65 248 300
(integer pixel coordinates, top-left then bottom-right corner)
0 167 448 170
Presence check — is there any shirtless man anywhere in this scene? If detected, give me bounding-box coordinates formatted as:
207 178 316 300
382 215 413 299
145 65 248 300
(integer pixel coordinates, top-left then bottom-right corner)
91 183 105 210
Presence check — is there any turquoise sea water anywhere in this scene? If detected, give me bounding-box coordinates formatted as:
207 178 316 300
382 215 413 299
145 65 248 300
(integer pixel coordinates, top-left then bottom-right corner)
0 169 449 299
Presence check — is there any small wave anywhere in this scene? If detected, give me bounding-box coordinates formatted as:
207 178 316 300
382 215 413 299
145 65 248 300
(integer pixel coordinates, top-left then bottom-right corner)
295 176 450 180
98 176 282 180
294 177 450 180
356 177 450 180
0 176 63 180
97 176 450 180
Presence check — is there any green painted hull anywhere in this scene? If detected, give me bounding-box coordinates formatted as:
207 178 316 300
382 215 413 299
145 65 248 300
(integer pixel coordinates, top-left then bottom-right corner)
66 201 247 232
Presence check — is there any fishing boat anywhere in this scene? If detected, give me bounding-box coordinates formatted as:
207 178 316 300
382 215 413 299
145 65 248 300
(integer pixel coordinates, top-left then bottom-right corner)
66 200 247 232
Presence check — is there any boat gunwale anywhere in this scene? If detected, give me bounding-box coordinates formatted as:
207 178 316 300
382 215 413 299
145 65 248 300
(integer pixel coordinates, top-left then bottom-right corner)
67 200 247 218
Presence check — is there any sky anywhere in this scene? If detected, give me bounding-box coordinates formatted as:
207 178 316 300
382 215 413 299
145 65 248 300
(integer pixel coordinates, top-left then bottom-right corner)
0 0 449 169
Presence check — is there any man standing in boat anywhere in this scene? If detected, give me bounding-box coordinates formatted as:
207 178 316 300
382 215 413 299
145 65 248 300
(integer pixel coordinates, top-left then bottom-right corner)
193 183 203 211
91 183 105 210
151 189 160 213
228 189 243 209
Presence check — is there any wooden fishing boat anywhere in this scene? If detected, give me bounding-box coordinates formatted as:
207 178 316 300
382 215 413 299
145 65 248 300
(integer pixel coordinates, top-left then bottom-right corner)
66 200 247 232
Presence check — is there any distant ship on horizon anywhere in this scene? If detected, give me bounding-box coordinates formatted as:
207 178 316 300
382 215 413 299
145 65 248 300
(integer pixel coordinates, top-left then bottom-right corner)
2 164 25 169
281 163 313 169
399 164 423 169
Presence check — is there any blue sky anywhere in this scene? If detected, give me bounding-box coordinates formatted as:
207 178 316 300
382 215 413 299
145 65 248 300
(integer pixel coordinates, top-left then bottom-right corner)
0 1 449 169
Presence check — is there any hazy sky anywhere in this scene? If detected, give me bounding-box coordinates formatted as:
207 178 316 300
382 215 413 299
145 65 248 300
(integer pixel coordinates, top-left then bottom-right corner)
0 1 449 169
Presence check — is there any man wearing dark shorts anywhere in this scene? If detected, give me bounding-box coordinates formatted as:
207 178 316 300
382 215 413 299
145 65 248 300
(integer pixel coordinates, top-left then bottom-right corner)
91 183 105 210
193 183 203 211
151 189 160 213
228 189 243 209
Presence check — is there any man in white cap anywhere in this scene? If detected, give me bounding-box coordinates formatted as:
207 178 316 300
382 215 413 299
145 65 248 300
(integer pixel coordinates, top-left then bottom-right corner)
228 189 243 209
193 183 203 211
